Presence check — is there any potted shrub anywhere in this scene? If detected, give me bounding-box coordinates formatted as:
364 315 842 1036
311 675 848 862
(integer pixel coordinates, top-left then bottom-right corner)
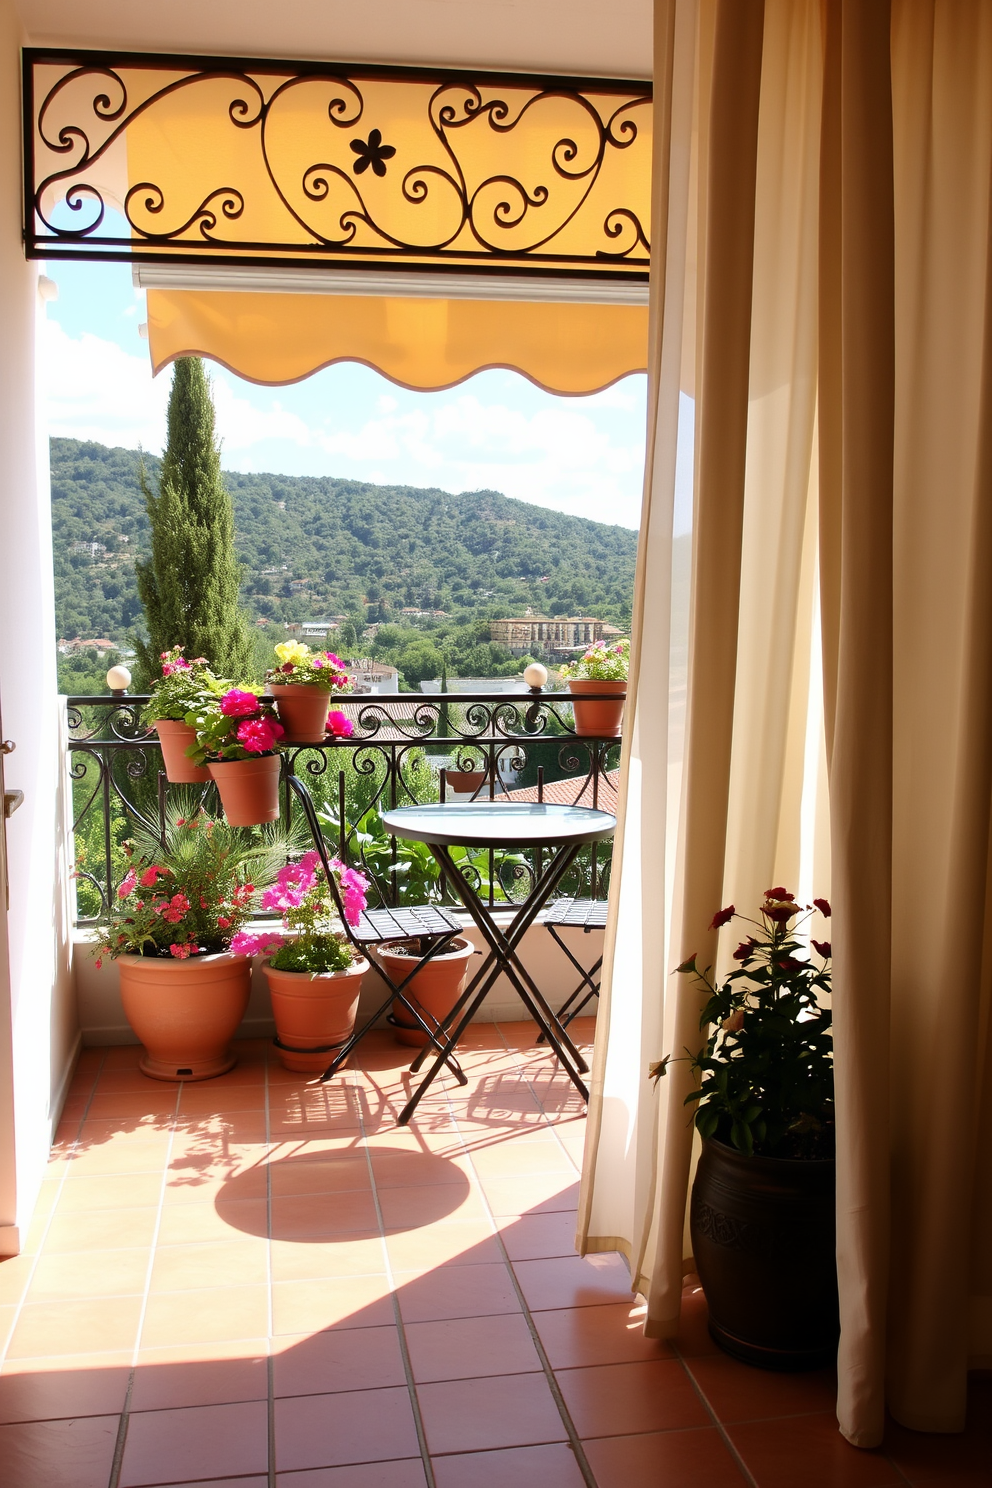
140 647 224 783
236 850 371 1073
265 640 351 743
654 890 837 1370
559 639 629 737
94 805 281 1080
186 687 285 825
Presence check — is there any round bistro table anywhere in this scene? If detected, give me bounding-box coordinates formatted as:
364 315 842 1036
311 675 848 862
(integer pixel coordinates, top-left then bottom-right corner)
379 802 616 1124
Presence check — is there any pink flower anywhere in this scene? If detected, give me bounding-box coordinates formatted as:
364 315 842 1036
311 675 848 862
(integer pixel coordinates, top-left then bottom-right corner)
169 943 193 959
261 858 317 911
332 858 369 926
159 892 190 924
117 869 137 899
230 930 286 957
220 689 261 718
709 905 735 930
236 717 284 753
139 865 164 889
326 711 354 738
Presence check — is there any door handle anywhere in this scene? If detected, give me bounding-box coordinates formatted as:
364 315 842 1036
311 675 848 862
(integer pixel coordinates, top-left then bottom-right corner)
0 740 14 755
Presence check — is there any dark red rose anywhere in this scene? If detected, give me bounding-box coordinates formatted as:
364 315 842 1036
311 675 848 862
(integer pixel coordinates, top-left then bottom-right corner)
764 886 794 901
709 905 735 930
812 940 831 958
732 938 756 962
813 897 831 917
775 955 806 973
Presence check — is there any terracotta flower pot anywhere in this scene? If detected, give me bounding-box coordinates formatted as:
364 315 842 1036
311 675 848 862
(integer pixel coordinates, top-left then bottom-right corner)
690 1137 839 1370
154 719 211 783
446 769 487 796
263 957 370 1073
380 937 475 1047
268 683 334 744
208 753 281 825
116 951 251 1081
567 679 626 737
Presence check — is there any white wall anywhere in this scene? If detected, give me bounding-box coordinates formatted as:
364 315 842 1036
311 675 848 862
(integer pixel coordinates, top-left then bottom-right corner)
75 918 604 1043
0 0 80 1254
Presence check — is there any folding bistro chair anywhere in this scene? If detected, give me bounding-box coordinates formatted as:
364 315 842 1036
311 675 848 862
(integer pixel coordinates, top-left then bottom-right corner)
538 897 609 1037
285 774 469 1086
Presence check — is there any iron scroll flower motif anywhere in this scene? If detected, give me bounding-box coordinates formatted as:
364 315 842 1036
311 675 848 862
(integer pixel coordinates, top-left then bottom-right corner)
26 50 650 275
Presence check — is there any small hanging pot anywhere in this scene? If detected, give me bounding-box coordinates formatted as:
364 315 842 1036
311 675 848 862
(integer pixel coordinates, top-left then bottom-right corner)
208 753 281 825
267 684 334 744
154 720 211 783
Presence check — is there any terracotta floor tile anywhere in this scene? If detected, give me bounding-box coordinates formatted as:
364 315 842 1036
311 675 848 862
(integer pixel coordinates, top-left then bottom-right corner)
0 1414 120 1488
269 1234 384 1282
151 1480 268 1488
268 1153 371 1197
396 1261 522 1324
6 1294 142 1359
728 1413 904 1488
584 1426 749 1488
65 1137 171 1176
275 1386 421 1471
149 1238 269 1292
477 1175 580 1216
140 1284 269 1348
42 1205 158 1254
101 1044 144 1067
95 1067 188 1094
883 1385 992 1486
0 1304 15 1350
513 1253 635 1312
271 1274 394 1334
686 1352 839 1423
369 1148 472 1188
156 1196 268 1245
163 1166 269 1206
27 1246 150 1301
417 1370 566 1454
500 1210 581 1261
675 1279 722 1356
0 1358 131 1423
0 1253 34 1306
405 1312 543 1383
271 1190 379 1238
273 1324 406 1396
432 1442 586 1488
120 1399 268 1486
275 1466 426 1488
557 1358 709 1438
55 1170 164 1211
385 1219 501 1272
131 1344 269 1410
178 1083 266 1115
377 1182 487 1228
87 1090 179 1120
535 1303 674 1369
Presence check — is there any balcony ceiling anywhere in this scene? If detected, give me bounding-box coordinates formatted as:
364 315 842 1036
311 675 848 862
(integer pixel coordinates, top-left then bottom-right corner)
15 0 652 80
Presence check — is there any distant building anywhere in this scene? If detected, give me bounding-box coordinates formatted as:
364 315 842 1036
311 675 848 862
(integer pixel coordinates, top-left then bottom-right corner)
343 659 400 694
301 620 339 638
489 616 609 655
421 676 526 696
289 579 308 592
69 541 106 558
255 617 270 627
60 636 117 656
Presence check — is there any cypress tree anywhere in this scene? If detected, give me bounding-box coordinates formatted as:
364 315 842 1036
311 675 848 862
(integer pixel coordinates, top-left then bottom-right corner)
135 358 253 683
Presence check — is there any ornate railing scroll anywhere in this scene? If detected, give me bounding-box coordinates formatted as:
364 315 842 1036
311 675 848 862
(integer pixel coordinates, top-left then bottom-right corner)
25 50 650 280
66 690 622 926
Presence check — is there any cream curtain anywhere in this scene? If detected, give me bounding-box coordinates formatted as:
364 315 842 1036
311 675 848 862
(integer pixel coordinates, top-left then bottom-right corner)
580 0 992 1450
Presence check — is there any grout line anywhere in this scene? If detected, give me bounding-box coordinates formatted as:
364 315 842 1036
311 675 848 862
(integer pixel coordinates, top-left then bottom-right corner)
434 1037 600 1488
356 1070 438 1488
264 1053 276 1488
107 1077 183 1488
0 1048 108 1372
669 1342 760 1488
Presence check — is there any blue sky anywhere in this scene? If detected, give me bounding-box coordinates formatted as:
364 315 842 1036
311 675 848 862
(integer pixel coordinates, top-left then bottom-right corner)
42 258 693 532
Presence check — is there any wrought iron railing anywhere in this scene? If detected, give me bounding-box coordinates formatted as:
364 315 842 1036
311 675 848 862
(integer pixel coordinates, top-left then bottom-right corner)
66 690 623 927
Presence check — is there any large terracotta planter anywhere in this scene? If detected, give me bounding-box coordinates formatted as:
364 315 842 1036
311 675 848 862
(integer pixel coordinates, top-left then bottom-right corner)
690 1136 839 1371
268 683 334 744
208 753 281 825
154 719 211 784
381 937 475 1047
567 679 626 738
116 951 251 1080
263 957 369 1073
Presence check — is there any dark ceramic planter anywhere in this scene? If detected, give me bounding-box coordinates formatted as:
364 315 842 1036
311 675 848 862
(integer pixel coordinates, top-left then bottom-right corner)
690 1136 839 1371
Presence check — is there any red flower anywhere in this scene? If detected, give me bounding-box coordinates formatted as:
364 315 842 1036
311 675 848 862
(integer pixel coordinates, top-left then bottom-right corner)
764 887 794 902
812 940 831 958
709 905 735 930
732 939 755 962
169 943 193 959
217 916 231 929
139 865 164 889
775 955 806 973
813 897 831 917
220 689 261 718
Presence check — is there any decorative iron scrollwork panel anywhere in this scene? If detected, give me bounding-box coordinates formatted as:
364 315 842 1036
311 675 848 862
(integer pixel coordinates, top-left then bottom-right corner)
26 51 650 277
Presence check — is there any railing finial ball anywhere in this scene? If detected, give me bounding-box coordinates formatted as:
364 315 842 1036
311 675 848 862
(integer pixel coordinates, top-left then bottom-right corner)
106 664 132 696
523 662 548 692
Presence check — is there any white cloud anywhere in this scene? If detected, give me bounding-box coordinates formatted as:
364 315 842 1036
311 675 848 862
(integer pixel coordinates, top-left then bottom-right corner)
42 319 169 451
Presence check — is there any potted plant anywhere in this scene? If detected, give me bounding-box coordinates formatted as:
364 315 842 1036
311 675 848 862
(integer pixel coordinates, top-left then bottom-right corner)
653 889 837 1370
140 647 224 783
265 640 351 743
94 805 280 1080
559 639 629 737
381 935 476 1046
444 750 488 796
235 851 371 1073
186 687 285 825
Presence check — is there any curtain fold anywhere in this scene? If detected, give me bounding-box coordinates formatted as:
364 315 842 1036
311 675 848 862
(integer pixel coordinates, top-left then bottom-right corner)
581 0 992 1449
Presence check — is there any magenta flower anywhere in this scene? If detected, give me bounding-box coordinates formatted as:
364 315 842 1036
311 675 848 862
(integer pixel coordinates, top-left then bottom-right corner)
220 689 261 718
326 711 354 738
230 930 286 958
331 857 369 926
236 717 284 753
117 868 137 899
169 943 193 959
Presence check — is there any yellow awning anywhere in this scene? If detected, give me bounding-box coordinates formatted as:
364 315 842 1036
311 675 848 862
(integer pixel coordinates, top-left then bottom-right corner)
146 289 648 393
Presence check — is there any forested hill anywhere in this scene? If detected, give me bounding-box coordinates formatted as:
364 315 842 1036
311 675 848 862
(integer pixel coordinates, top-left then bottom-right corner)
50 438 638 643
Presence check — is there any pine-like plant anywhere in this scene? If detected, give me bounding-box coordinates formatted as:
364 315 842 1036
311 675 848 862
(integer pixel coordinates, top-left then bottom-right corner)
135 358 253 683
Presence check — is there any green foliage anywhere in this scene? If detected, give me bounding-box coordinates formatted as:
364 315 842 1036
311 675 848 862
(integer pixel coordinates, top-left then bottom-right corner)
50 437 638 670
133 360 254 683
659 890 834 1160
269 937 354 974
57 647 126 697
560 638 630 682
185 689 283 763
140 648 227 726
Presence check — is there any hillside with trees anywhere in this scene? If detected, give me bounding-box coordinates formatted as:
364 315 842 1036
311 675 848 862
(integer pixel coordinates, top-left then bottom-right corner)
50 438 638 663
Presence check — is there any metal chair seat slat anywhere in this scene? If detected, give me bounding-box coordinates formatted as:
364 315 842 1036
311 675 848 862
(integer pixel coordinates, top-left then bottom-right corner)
541 898 610 929
352 905 462 944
